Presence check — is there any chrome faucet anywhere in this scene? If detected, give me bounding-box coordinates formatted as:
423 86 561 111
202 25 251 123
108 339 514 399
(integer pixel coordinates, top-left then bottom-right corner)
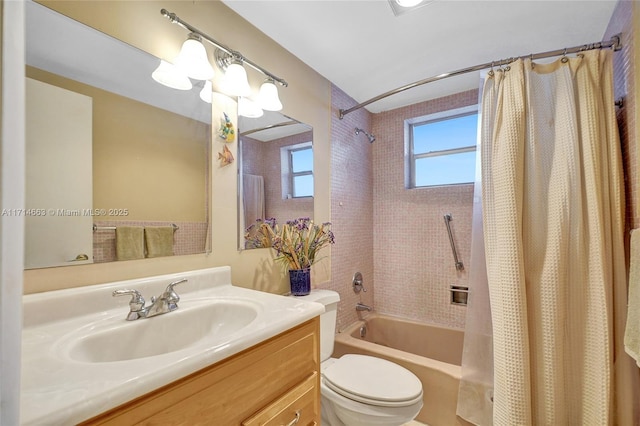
113 278 188 320
356 302 372 312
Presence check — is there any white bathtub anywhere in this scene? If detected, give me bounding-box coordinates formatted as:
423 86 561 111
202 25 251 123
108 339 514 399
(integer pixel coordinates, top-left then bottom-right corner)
333 313 466 426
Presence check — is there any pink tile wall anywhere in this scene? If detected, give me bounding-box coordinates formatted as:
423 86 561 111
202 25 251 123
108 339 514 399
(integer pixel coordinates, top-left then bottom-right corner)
324 85 375 332
605 0 637 231
372 90 478 329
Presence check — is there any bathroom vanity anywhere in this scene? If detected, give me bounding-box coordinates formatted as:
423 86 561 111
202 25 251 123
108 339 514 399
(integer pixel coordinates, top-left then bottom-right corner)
82 319 319 425
21 267 323 425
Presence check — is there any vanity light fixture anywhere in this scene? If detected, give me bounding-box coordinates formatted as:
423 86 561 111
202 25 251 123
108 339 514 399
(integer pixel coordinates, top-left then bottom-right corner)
199 80 213 103
257 79 283 111
151 60 193 90
174 33 215 81
159 8 287 104
216 50 252 97
238 97 264 118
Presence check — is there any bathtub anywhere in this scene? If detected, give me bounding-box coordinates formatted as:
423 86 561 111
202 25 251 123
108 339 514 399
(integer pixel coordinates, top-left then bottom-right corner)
333 313 466 426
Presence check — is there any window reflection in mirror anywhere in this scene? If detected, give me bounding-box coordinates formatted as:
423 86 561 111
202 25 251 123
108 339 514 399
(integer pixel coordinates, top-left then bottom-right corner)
238 112 313 250
24 1 211 268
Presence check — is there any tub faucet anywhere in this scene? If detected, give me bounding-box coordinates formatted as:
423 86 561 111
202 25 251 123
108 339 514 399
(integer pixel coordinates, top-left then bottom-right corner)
356 302 372 312
113 278 188 320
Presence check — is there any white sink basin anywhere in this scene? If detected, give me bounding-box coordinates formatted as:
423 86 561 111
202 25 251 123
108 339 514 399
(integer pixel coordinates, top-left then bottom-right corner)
22 266 324 426
60 299 259 363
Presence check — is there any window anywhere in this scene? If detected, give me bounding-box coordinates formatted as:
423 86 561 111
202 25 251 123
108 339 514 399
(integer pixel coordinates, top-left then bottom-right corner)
406 105 478 188
281 142 313 198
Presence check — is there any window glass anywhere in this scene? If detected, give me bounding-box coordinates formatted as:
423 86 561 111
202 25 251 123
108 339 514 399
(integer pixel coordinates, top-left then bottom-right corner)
415 151 476 186
293 174 314 197
291 147 313 173
408 107 478 188
413 113 478 154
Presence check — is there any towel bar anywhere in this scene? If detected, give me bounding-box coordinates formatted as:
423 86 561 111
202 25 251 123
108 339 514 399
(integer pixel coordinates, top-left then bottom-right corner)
93 224 179 232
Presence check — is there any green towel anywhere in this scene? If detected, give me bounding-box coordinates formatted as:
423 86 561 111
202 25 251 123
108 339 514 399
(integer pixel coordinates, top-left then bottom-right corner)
144 226 174 258
115 226 144 261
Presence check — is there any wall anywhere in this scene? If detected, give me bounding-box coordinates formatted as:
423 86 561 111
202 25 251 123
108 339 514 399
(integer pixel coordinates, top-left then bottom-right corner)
372 89 478 330
325 84 374 332
606 0 638 231
1 1 25 423
23 0 331 294
604 1 640 423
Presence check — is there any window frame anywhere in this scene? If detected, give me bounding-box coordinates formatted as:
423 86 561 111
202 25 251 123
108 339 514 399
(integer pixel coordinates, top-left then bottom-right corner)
280 141 313 199
289 145 313 198
405 104 478 189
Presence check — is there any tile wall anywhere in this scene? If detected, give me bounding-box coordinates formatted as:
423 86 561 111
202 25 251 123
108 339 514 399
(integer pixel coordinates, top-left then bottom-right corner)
605 0 638 231
326 85 375 331
372 90 478 329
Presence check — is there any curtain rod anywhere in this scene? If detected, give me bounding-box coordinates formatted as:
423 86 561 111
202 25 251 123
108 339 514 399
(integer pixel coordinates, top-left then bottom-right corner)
240 120 300 136
339 34 622 119
160 9 288 87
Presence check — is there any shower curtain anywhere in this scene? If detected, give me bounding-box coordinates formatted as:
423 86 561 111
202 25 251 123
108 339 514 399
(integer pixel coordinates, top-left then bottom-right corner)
243 174 265 227
458 49 637 425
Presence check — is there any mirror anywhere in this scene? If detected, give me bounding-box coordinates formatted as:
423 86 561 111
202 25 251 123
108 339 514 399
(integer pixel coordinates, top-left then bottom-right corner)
238 111 313 250
24 2 211 269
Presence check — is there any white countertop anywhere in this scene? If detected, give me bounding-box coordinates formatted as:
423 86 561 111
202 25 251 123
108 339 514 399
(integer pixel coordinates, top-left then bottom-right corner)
21 266 324 425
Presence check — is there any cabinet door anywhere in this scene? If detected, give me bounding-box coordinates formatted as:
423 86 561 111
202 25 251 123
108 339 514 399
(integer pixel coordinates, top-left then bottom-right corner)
242 373 318 426
81 319 320 426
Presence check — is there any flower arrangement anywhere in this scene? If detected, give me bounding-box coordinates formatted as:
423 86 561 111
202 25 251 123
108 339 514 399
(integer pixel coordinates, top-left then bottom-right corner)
245 217 335 270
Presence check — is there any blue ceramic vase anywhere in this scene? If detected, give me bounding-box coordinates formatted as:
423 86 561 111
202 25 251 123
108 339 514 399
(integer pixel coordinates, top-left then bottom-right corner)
289 268 311 296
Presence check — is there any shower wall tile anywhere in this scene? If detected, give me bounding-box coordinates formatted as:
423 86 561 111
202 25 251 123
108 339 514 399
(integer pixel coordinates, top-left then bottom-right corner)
323 84 375 332
372 90 478 330
605 0 638 231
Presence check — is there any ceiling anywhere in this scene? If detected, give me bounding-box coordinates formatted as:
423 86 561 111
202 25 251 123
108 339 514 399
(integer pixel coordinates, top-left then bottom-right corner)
222 0 618 114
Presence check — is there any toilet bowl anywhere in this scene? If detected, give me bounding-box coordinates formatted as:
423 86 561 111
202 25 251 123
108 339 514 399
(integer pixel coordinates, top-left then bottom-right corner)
295 290 423 426
321 355 423 426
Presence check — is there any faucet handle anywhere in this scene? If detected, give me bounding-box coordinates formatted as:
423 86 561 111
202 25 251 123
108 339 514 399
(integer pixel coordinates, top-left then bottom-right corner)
164 278 188 308
113 289 146 320
166 278 188 293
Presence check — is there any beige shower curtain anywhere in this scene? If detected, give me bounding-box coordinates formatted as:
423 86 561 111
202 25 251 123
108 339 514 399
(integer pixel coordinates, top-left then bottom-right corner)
480 49 637 425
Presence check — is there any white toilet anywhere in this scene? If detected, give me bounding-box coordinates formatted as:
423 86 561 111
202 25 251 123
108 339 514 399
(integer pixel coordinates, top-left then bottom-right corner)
298 290 423 426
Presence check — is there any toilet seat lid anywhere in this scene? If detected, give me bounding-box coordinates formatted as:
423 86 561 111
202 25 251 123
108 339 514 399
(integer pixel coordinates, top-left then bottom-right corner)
323 354 423 407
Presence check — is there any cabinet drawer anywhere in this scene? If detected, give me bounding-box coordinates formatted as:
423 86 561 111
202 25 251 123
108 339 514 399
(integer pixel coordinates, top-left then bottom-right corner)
242 373 318 426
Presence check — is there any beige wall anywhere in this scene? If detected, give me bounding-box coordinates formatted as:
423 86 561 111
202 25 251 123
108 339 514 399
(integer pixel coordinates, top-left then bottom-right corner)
27 66 207 222
24 0 331 294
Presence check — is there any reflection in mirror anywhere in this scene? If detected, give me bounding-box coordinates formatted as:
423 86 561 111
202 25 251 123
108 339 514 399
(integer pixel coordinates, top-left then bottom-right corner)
24 2 211 269
238 111 313 250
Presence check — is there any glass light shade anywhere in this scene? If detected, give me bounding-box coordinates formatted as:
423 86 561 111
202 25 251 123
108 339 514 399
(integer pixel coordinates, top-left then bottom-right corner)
396 0 423 6
221 62 251 97
199 80 212 104
238 97 263 118
174 34 215 81
257 80 283 111
151 60 192 90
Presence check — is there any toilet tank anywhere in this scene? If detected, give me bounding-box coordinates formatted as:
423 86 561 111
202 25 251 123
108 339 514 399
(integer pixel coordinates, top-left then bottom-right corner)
295 290 340 361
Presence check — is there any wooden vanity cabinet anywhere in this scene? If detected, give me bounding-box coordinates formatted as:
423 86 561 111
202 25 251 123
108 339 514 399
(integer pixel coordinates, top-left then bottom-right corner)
81 318 320 426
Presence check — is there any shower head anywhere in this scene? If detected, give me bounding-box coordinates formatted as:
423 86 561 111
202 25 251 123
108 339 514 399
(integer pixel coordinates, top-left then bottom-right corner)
354 127 376 143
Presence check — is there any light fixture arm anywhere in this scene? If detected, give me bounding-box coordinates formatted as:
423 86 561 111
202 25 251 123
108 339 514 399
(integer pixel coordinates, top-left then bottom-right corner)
160 9 288 87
